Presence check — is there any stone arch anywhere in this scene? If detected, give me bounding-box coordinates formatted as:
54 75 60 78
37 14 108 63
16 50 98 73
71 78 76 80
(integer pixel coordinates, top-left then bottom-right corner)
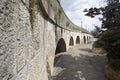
54 38 66 66
87 36 89 40
69 36 74 46
87 36 89 43
76 36 80 44
83 36 86 44
55 38 66 54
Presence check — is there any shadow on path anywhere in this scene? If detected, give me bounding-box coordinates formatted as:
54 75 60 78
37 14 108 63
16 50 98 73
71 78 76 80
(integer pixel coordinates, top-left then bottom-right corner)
53 46 108 80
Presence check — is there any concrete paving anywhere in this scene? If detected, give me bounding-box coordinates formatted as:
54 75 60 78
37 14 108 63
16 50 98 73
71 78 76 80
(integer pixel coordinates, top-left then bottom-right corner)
52 44 108 80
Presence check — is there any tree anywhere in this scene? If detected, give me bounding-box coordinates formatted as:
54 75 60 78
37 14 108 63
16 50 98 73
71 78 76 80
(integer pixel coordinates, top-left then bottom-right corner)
84 0 120 29
91 25 102 38
84 7 102 18
84 0 120 69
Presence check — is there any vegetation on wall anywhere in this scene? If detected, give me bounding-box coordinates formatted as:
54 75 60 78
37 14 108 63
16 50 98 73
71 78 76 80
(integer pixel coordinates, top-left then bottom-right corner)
58 6 62 15
50 0 53 6
66 21 70 27
29 0 38 29
61 15 65 22
21 0 38 20
54 6 62 19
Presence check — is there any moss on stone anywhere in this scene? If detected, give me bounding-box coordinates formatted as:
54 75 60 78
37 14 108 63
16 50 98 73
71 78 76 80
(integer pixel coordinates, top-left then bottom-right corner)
54 6 62 19
66 21 70 27
29 0 38 18
29 0 38 29
50 0 53 7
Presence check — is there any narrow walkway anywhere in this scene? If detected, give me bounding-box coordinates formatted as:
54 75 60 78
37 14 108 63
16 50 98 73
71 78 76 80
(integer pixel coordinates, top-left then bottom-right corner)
53 44 108 80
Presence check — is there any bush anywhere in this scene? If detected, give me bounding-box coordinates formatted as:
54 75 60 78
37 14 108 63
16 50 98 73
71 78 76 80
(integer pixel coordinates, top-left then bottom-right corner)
93 29 120 61
101 29 120 60
93 38 104 48
108 59 120 70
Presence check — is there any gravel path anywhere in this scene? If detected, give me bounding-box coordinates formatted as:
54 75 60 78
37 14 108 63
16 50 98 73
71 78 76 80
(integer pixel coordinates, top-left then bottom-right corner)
52 44 108 80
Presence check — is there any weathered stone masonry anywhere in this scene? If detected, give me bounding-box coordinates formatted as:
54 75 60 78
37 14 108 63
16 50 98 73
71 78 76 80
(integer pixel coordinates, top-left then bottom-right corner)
0 0 92 80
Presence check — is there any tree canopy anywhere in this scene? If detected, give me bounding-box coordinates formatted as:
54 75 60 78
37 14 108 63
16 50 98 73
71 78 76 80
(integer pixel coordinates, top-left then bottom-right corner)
84 0 120 69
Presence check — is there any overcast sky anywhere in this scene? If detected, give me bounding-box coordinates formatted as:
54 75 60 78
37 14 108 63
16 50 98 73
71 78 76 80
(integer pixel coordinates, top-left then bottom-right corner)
60 0 106 31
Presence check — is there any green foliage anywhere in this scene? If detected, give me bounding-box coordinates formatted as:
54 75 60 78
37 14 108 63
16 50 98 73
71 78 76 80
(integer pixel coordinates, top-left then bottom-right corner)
55 6 62 19
29 0 38 18
102 2 120 29
93 29 120 70
83 0 120 29
107 0 119 4
66 21 70 27
50 0 53 6
101 1 120 61
84 0 120 69
108 59 120 70
93 39 104 48
61 15 65 22
84 7 102 18
29 0 38 29
58 6 62 15
103 29 120 60
94 29 120 60
91 26 101 38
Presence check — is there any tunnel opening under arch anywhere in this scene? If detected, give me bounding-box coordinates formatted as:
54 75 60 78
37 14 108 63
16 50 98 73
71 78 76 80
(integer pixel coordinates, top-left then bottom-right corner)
83 36 86 44
55 38 66 54
69 36 74 46
54 38 66 66
87 36 89 43
76 36 80 44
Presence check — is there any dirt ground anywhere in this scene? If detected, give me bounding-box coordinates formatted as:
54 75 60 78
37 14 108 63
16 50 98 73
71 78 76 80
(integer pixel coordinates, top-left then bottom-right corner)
52 44 108 80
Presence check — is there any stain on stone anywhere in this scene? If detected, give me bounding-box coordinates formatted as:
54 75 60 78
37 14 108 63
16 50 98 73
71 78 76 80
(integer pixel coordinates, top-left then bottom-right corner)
17 39 20 41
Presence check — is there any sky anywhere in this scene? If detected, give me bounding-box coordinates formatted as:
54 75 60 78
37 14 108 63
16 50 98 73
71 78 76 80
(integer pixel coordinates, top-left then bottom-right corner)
59 0 106 31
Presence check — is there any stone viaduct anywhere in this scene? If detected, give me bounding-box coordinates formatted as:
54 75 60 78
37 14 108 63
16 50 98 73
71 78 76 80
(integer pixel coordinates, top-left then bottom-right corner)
0 0 92 80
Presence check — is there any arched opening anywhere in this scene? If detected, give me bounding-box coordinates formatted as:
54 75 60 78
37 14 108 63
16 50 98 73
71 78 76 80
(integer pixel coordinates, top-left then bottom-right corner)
83 36 86 44
87 36 89 40
55 38 66 54
69 37 74 46
76 36 80 44
54 38 66 66
87 36 89 43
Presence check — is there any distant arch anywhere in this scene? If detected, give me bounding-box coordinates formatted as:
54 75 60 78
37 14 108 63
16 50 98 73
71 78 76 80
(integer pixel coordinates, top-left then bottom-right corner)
83 36 86 44
87 36 89 40
55 38 66 54
76 36 80 44
69 36 74 46
87 36 89 43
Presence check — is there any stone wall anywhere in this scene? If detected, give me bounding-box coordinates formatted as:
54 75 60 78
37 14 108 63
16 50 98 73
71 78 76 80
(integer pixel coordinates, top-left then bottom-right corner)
0 0 92 80
0 0 18 80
